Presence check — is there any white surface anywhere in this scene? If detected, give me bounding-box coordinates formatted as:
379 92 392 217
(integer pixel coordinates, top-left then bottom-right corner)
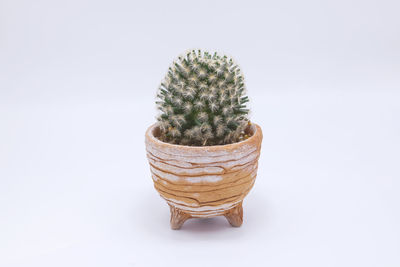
1 0 399 266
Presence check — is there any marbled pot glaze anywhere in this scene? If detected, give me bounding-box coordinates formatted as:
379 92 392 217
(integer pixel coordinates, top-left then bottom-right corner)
145 123 263 229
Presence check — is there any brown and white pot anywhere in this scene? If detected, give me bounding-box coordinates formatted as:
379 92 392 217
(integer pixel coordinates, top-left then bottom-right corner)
145 123 263 229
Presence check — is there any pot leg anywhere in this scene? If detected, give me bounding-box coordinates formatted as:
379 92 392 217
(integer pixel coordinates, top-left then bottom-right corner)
169 205 191 230
224 202 243 227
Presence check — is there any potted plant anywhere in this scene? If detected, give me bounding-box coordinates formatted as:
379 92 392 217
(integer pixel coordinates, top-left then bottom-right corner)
145 50 263 229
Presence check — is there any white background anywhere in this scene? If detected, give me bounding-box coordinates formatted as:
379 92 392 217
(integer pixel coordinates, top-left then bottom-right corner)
1 0 399 266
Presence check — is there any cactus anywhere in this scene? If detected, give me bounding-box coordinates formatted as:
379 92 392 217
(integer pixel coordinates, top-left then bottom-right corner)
156 50 250 146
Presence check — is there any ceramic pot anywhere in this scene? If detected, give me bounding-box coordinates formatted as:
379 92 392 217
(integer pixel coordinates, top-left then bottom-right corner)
145 123 263 229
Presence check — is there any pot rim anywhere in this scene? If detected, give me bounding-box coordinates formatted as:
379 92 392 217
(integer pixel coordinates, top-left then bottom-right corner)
145 122 262 151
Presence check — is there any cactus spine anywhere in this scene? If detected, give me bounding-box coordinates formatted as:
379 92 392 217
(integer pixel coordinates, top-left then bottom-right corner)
156 50 250 146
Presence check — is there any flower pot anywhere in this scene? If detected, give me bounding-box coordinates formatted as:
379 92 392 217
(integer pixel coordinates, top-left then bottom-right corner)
145 123 263 229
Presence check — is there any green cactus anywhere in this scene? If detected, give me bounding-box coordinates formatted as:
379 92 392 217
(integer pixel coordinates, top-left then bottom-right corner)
156 50 250 146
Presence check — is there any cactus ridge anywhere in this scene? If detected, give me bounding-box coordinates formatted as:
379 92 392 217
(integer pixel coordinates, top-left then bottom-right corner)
156 50 250 146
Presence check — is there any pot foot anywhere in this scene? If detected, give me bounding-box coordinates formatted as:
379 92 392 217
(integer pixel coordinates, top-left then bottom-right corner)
224 202 243 227
169 205 191 230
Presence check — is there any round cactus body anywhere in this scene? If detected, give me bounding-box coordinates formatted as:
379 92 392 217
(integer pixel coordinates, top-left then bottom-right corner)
156 50 250 146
